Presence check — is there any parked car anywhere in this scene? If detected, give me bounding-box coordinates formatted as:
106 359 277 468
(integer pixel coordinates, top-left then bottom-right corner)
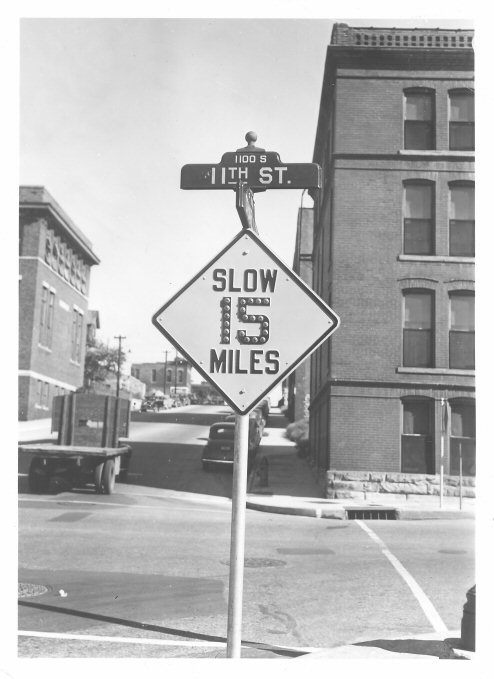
202 421 259 471
224 408 265 446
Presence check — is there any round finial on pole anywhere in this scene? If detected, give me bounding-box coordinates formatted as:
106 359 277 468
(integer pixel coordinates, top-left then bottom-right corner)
245 131 257 146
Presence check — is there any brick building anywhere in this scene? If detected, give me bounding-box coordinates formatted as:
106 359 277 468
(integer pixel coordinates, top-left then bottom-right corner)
19 186 100 420
309 25 475 478
131 357 192 397
286 206 314 422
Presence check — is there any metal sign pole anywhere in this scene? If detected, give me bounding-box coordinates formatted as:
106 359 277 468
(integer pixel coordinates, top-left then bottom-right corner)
226 182 258 658
459 442 463 510
439 398 445 509
226 412 250 658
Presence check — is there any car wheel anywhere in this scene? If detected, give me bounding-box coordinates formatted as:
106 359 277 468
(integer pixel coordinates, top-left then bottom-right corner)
94 462 104 493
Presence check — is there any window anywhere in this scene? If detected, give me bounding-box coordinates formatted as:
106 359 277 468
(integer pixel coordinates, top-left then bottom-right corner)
36 380 42 406
403 291 434 367
449 184 474 257
151 369 157 382
449 293 474 369
178 369 184 384
134 368 140 380
166 369 172 382
39 286 55 348
71 309 84 363
42 382 50 408
449 90 474 150
404 90 434 149
404 182 434 254
401 399 434 473
449 400 476 475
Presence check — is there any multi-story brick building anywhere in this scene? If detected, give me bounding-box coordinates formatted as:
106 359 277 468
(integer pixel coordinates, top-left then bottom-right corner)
309 25 475 478
286 206 314 422
19 186 100 420
131 357 192 397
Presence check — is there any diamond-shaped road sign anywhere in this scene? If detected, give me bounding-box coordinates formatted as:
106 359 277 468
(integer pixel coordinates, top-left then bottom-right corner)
152 229 339 414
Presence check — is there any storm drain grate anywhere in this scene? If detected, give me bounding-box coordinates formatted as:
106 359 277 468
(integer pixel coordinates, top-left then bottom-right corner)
346 508 397 520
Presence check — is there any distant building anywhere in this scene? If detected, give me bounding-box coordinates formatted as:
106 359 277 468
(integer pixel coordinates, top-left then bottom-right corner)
286 207 314 422
308 25 475 477
19 186 100 420
131 357 192 397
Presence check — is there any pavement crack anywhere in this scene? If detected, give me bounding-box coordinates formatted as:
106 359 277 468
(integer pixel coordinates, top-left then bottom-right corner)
258 604 303 642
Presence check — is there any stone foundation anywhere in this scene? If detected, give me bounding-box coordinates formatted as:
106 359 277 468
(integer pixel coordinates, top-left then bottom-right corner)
326 470 475 500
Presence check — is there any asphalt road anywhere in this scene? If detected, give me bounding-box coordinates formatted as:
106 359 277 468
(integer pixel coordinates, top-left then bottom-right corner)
17 407 475 659
18 497 474 658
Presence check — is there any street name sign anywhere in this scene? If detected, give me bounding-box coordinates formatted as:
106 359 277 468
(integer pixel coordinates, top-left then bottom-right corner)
152 229 339 414
181 150 321 191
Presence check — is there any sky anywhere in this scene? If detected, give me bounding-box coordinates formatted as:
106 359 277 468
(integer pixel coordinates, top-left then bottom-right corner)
18 8 476 380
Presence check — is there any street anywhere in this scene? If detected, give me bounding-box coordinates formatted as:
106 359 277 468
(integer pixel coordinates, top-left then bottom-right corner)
18 406 475 658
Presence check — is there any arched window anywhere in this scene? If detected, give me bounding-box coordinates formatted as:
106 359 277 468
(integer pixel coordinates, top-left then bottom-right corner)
403 181 435 255
45 235 52 265
449 291 474 369
449 399 476 476
449 182 474 257
403 290 434 367
404 89 435 150
401 398 435 473
449 89 474 151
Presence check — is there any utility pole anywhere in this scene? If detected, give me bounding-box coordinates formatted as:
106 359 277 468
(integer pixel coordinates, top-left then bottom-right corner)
163 350 169 396
114 335 126 401
174 350 179 398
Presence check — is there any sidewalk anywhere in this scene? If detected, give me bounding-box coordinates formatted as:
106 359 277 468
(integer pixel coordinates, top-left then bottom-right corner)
247 415 475 521
18 418 55 443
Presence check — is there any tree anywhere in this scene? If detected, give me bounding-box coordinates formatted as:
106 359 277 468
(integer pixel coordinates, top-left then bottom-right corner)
84 339 126 390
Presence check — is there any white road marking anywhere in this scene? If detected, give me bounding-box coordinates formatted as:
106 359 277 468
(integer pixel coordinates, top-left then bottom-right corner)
355 520 448 634
18 630 226 648
18 496 229 514
18 630 319 653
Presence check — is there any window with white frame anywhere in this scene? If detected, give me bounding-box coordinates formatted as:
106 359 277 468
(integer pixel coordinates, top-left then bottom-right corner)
401 399 435 474
403 182 434 255
449 183 474 257
71 308 84 363
449 90 474 151
449 400 476 476
403 290 434 367
449 292 474 369
39 285 55 348
404 89 435 150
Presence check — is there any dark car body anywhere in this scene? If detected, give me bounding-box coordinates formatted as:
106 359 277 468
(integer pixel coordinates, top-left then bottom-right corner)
202 421 259 471
224 408 265 447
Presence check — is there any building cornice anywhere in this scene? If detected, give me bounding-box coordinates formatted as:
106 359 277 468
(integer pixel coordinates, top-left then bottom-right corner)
19 186 100 265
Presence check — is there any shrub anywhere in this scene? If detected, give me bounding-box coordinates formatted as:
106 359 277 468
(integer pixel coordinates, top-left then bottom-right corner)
286 418 309 445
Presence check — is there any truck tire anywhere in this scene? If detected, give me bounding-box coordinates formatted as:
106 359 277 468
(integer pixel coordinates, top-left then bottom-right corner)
94 462 104 493
102 459 116 494
28 458 50 493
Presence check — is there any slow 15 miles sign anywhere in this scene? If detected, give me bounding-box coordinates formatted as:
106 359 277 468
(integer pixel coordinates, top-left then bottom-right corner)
152 230 339 414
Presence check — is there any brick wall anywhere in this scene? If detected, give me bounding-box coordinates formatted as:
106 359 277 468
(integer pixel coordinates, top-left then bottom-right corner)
308 43 474 474
19 205 97 420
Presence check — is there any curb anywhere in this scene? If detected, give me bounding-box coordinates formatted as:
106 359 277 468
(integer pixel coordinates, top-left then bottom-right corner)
246 495 475 520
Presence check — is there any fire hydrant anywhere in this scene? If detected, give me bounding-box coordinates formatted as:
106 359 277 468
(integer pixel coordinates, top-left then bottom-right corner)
461 585 475 651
